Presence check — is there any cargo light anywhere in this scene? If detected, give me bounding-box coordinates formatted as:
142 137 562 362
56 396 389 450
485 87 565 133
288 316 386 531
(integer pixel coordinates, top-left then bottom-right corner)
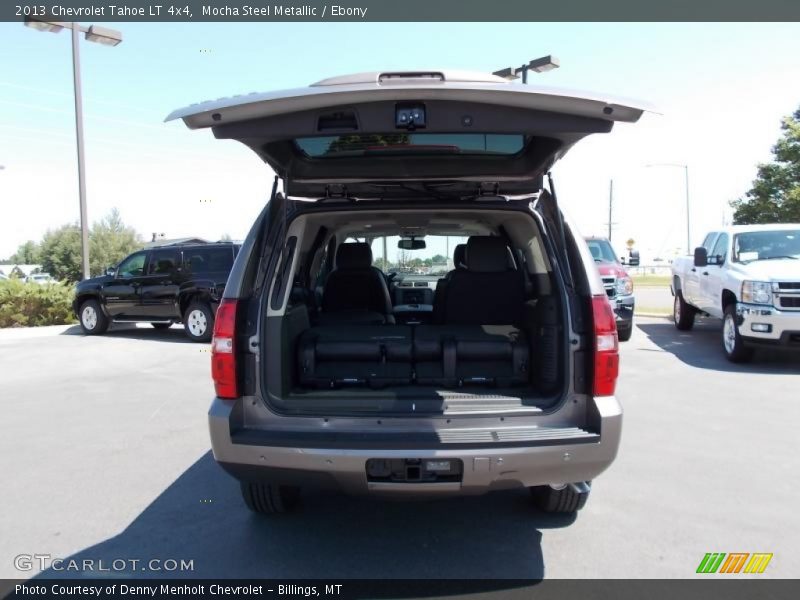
592 295 619 396
211 298 239 399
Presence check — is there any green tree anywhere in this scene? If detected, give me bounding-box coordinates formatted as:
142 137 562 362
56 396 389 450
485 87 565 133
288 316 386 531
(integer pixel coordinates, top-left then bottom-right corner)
90 208 143 276
731 106 800 224
10 240 41 264
40 224 82 282
39 209 143 282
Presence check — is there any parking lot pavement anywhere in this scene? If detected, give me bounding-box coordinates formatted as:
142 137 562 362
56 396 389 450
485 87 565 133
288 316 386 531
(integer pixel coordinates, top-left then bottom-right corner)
1 319 798 580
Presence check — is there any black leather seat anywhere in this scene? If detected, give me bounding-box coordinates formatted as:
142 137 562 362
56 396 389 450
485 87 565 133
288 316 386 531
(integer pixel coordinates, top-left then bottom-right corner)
439 236 525 325
432 243 467 324
297 325 413 388
320 243 394 324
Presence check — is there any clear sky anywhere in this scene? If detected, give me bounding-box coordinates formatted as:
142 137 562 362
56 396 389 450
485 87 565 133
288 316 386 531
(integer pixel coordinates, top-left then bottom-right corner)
1 22 799 261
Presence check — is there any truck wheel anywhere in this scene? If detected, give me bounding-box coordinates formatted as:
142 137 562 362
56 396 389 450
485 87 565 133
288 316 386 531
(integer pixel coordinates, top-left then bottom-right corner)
78 299 109 335
183 301 213 342
530 482 590 514
722 304 754 363
617 321 633 342
673 292 696 330
240 482 300 515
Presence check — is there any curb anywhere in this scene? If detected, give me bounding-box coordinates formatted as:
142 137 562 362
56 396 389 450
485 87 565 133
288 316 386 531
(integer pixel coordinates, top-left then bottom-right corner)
635 312 672 319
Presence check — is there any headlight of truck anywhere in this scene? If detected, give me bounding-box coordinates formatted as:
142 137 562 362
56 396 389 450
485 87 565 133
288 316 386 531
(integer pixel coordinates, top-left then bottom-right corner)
741 281 773 305
615 276 633 296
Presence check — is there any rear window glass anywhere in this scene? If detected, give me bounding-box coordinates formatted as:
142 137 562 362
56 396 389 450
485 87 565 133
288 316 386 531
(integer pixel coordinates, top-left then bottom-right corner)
183 247 234 273
295 134 526 158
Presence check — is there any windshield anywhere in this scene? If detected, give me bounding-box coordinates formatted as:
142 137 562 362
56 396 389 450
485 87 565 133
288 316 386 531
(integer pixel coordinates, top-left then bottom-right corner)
733 229 800 263
586 239 619 263
346 235 470 278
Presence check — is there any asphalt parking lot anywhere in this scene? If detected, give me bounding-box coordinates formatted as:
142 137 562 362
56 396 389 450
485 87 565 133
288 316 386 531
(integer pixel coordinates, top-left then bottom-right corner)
1 318 798 580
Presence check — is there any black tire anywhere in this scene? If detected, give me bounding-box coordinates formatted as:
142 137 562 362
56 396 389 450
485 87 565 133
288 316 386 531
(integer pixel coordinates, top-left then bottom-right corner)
530 482 590 514
151 323 172 330
673 291 696 331
617 321 633 342
183 301 214 342
722 304 754 363
78 298 109 335
240 482 300 515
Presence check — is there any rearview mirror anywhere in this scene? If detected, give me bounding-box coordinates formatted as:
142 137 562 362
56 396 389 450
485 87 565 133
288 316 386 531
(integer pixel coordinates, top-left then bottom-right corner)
106 266 117 277
693 247 708 268
628 250 640 266
398 238 426 250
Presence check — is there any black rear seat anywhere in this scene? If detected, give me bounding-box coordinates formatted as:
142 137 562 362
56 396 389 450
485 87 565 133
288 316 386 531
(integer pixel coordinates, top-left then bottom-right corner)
297 324 529 389
297 325 413 388
414 325 529 387
297 236 531 390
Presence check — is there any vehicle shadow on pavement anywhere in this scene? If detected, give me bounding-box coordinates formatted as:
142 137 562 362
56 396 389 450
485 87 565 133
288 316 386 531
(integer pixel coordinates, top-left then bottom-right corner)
60 324 193 344
638 321 799 374
35 452 574 582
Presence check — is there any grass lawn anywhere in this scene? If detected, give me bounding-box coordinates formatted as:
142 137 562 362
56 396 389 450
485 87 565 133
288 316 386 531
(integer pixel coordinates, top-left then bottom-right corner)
631 274 671 287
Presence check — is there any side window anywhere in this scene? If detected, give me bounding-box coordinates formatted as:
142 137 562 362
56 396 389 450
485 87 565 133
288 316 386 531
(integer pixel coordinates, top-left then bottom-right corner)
147 249 180 275
184 247 234 274
710 233 729 264
117 253 146 278
701 232 718 252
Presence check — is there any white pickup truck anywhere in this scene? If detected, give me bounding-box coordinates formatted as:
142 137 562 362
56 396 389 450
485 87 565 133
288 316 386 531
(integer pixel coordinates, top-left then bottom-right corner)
671 224 800 362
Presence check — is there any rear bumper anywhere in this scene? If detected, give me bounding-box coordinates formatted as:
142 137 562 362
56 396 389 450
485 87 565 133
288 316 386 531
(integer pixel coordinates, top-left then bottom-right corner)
208 396 623 496
612 294 635 327
737 303 800 348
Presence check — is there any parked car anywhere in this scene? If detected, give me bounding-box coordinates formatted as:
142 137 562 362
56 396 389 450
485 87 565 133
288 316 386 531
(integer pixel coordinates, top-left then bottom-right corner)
671 224 800 362
73 241 241 342
168 70 649 515
25 273 54 285
585 237 635 341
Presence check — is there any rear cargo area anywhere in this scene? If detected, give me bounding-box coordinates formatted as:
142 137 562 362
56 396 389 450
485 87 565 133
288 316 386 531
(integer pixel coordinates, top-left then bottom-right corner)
261 207 570 415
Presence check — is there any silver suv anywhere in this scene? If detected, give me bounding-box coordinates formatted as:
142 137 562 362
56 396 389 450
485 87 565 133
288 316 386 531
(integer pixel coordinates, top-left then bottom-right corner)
168 70 647 515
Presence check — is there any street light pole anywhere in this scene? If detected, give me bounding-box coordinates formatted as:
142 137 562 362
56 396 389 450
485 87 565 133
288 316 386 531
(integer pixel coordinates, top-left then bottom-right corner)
493 55 560 83
71 26 90 281
24 18 122 280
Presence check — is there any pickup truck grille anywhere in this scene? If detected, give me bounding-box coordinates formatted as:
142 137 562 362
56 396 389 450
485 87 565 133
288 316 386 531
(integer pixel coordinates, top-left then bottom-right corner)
602 276 616 299
776 282 800 310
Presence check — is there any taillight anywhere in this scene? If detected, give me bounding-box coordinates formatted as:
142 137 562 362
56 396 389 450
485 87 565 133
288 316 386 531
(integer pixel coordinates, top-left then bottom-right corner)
211 298 239 399
592 295 619 396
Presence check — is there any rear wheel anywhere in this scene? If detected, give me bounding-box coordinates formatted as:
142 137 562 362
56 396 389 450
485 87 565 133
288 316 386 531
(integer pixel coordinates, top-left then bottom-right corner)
722 304 754 363
183 301 213 342
673 291 696 330
240 482 300 515
530 482 590 514
78 299 109 335
151 323 172 330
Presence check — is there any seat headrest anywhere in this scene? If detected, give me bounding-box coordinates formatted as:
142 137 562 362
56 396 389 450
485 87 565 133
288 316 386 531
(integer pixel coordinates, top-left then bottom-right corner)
466 237 510 273
336 243 373 270
453 244 467 269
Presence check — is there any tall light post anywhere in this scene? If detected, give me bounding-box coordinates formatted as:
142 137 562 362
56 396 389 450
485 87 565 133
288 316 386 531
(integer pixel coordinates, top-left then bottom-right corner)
493 55 560 83
645 163 691 255
24 18 122 280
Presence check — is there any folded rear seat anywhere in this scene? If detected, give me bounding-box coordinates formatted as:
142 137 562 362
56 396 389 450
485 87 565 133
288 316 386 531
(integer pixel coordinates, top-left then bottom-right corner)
297 325 413 389
414 325 529 387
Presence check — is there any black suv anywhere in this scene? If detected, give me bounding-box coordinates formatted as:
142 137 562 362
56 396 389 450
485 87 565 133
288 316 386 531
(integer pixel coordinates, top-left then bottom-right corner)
73 242 240 342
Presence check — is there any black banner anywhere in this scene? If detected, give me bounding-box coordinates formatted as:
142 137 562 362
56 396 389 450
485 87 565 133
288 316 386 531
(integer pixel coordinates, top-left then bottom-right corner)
3 0 800 22
3 580 800 600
